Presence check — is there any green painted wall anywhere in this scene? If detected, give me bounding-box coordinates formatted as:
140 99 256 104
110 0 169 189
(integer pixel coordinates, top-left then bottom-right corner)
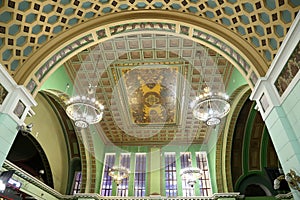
0 114 18 166
226 68 247 96
264 79 300 199
281 78 300 139
203 67 247 193
40 65 73 95
100 144 210 197
206 127 219 193
264 78 300 167
89 125 106 193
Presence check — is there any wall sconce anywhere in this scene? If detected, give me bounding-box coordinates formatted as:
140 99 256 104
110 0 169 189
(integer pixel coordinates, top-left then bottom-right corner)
274 169 300 191
17 123 33 136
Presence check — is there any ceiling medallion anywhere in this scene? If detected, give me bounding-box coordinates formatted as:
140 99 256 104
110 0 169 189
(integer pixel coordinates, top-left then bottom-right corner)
192 87 230 126
108 166 130 186
65 84 104 128
180 167 203 187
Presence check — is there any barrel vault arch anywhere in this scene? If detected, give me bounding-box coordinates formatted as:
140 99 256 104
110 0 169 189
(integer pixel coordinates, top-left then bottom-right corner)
13 10 268 97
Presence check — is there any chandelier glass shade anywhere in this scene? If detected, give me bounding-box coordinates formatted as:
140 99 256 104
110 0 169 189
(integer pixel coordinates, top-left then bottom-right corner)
180 167 203 187
65 86 104 128
108 166 130 186
192 87 230 126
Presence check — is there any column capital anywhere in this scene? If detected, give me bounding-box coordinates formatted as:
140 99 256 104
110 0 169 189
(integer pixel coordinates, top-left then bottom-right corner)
250 12 300 121
0 64 37 125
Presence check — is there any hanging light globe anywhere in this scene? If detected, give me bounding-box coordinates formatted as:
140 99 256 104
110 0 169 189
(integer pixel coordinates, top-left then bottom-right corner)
192 87 230 126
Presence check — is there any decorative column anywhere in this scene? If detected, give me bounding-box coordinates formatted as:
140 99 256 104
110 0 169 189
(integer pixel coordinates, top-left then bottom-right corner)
149 147 161 196
250 13 300 198
0 64 37 167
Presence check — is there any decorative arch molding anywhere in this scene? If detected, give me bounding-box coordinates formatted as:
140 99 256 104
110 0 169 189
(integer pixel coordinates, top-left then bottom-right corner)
237 173 274 196
40 90 96 193
13 10 268 97
216 84 251 192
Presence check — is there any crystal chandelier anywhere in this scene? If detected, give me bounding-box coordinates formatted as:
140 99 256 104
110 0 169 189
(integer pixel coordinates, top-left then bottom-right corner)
192 87 230 126
108 166 130 186
180 167 203 187
65 84 104 128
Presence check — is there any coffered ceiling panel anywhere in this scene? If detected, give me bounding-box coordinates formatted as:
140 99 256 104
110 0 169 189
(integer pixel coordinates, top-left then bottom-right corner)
64 34 233 145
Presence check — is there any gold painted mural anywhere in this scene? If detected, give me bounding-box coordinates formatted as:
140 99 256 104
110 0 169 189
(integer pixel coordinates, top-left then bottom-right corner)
122 67 178 125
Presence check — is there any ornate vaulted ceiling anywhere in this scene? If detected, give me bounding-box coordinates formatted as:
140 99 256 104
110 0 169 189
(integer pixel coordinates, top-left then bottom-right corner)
64 34 233 144
0 0 299 75
0 0 299 145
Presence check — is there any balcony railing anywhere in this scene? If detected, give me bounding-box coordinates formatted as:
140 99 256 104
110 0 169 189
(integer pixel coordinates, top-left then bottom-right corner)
1 160 242 200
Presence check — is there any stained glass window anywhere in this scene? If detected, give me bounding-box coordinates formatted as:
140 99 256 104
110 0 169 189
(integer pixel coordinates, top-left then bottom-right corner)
165 152 177 197
72 171 82 194
196 152 212 196
117 153 131 196
134 153 146 197
101 154 116 196
180 152 194 196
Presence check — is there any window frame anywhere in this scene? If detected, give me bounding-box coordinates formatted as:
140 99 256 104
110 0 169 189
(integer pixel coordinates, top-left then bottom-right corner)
134 153 147 197
100 153 116 196
117 153 131 197
71 171 82 194
164 152 178 197
196 151 212 196
180 152 195 197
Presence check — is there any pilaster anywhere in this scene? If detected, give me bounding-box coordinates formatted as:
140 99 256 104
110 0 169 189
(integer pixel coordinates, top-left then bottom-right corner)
250 12 300 199
0 64 37 167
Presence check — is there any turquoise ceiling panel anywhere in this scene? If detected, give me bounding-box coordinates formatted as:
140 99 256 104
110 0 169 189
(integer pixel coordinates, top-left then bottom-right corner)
9 24 20 35
291 0 300 6
255 25 265 36
85 12 95 18
206 1 217 8
48 15 58 24
251 36 260 47
259 12 270 24
205 11 214 18
32 25 42 34
18 1 31 11
102 7 112 13
188 6 198 13
82 2 92 9
269 38 277 50
38 35 47 44
265 0 276 10
119 4 129 10
223 7 234 15
136 2 146 8
25 13 37 23
16 36 27 46
275 25 284 37
68 18 79 25
99 0 109 3
263 50 271 61
281 10 291 23
64 8 75 15
242 3 253 12
23 46 33 56
0 11 12 23
53 25 63 34
11 60 19 71
240 15 250 24
171 3 181 10
60 0 71 5
42 4 54 13
2 49 12 61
